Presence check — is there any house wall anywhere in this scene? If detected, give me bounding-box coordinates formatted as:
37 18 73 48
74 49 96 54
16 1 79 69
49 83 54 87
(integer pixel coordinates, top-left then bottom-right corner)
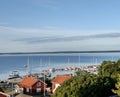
0 94 6 97
52 82 55 93
32 81 46 92
52 82 60 93
23 81 46 94
19 79 46 94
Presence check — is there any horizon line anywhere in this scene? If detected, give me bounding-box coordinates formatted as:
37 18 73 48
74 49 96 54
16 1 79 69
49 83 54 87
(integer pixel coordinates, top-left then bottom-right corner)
0 50 120 55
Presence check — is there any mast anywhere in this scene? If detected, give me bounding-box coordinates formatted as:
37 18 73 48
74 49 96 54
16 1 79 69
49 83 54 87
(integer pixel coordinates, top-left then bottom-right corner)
49 56 50 66
44 69 45 97
26 56 30 76
92 56 94 65
79 55 80 68
40 57 45 96
40 57 42 69
96 57 98 65
111 56 114 61
68 57 70 66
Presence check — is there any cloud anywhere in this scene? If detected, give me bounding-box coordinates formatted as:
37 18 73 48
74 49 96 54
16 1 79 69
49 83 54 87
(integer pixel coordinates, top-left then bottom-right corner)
13 32 120 44
1 25 120 44
0 26 120 52
0 26 60 38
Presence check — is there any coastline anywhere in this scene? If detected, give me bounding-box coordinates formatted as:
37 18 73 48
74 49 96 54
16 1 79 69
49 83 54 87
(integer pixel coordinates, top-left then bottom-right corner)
0 53 119 81
0 63 98 81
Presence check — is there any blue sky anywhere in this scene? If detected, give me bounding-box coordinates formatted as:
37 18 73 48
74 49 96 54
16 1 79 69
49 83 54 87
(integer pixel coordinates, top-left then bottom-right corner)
0 0 120 52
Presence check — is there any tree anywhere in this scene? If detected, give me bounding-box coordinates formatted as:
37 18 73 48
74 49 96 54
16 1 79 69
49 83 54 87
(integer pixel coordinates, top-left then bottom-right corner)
98 60 120 79
112 74 120 96
45 78 52 87
51 60 120 97
51 72 114 97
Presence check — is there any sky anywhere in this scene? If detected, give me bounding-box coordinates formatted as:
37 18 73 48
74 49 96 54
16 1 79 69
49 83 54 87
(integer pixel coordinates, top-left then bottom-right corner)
0 0 120 53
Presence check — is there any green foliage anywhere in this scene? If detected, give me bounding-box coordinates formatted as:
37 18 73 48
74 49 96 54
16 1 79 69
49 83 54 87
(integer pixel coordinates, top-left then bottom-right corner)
51 60 120 97
45 78 52 87
98 60 120 78
0 82 12 92
51 72 115 97
75 69 90 76
112 74 120 96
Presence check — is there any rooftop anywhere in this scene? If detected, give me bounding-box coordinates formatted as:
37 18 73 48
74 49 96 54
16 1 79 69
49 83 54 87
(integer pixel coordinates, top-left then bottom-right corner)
52 74 72 85
19 77 38 88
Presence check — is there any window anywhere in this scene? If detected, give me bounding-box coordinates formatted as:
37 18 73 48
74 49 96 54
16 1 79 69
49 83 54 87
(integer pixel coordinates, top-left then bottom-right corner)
37 82 41 86
36 88 41 93
27 88 29 92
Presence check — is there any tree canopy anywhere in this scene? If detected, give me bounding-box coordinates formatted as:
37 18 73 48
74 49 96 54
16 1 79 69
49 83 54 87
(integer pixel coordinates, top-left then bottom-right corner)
51 59 120 97
112 74 120 96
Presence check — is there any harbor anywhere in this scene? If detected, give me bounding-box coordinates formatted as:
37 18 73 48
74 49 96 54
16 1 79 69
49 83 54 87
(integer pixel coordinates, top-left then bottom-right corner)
0 54 119 97
3 64 99 84
0 53 118 81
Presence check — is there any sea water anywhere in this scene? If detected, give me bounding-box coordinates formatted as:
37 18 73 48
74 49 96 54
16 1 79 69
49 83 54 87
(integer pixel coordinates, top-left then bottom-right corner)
0 53 120 80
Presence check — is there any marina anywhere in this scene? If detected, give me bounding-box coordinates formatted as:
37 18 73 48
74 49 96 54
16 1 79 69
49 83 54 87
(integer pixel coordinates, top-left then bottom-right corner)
0 54 119 97
0 53 120 81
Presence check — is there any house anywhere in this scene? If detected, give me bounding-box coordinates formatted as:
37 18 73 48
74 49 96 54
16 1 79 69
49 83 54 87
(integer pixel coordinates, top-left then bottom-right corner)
0 92 10 97
18 77 46 94
52 74 72 93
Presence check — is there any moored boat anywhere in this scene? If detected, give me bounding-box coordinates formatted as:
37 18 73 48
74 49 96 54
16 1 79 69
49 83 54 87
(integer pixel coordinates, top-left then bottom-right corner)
8 71 21 79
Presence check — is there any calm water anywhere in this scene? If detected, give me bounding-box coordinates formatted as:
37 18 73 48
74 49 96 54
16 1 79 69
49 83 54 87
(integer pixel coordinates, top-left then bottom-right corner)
0 53 120 80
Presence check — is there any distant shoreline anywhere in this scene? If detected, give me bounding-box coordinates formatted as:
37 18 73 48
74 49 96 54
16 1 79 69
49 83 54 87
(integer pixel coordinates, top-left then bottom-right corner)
1 50 120 55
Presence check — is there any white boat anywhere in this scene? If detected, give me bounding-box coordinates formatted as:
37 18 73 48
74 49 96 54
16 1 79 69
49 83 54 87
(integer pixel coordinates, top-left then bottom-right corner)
8 71 21 79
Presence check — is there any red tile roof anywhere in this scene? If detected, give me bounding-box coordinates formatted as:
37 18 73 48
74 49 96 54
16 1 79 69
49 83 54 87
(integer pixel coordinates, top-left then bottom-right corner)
19 77 38 88
52 74 72 85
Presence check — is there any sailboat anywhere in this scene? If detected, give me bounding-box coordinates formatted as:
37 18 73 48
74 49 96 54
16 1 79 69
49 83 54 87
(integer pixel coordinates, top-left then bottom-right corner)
24 56 32 77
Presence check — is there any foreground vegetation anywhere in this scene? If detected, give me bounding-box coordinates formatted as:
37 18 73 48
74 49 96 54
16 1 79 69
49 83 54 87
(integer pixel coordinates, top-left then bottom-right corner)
51 59 120 97
0 81 13 92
